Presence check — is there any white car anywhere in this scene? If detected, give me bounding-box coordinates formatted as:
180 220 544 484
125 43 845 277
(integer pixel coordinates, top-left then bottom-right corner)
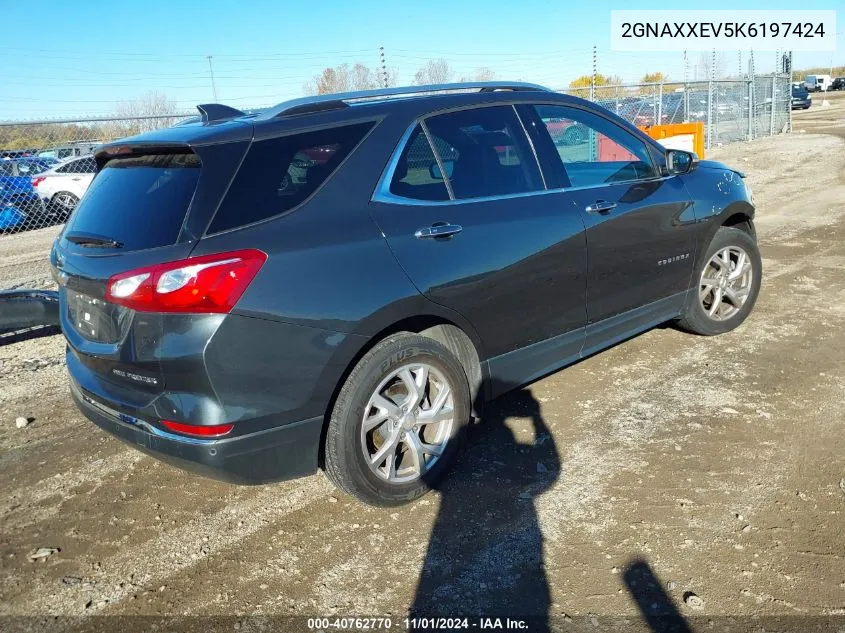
32 155 96 217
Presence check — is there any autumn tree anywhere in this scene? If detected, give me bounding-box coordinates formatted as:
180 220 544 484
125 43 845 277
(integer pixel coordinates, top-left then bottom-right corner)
641 72 668 84
694 52 726 80
568 74 622 98
114 90 177 132
459 67 496 82
109 91 180 136
304 63 395 96
414 59 454 85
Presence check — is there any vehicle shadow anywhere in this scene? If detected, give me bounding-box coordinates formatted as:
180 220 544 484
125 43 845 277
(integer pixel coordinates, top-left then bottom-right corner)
410 382 561 631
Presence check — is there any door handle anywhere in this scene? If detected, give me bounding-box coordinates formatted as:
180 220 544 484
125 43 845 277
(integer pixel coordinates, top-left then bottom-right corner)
585 200 617 214
415 223 463 239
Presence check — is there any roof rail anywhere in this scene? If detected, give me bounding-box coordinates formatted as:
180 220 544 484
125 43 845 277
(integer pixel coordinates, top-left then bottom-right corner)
256 81 553 120
197 103 247 123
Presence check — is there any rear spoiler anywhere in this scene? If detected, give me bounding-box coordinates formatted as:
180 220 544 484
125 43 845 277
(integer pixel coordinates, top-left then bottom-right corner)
93 142 196 169
0 289 59 334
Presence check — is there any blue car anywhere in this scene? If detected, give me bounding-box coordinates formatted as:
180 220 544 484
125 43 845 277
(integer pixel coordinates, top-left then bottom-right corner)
0 158 53 231
791 85 812 110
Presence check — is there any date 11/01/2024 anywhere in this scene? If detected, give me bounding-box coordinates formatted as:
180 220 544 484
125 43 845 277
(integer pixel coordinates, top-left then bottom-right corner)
307 617 529 630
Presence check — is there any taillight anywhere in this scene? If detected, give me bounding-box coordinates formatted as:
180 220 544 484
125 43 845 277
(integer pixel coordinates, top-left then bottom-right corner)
105 249 266 313
161 420 234 437
31 177 45 187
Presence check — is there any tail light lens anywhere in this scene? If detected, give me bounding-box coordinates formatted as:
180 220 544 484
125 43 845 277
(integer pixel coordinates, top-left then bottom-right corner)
161 420 234 438
105 249 266 313
31 177 45 187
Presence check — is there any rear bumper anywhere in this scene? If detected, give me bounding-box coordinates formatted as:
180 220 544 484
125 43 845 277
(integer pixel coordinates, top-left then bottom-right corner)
0 289 59 332
71 380 323 485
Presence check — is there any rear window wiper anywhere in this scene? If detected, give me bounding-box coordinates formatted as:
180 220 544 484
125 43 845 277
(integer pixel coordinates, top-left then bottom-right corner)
64 233 123 249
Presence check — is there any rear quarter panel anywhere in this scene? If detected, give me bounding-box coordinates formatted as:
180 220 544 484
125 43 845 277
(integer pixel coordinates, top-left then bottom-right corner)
192 115 485 425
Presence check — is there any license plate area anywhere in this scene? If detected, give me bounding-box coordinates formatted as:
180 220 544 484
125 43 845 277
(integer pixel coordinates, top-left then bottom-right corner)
67 288 130 344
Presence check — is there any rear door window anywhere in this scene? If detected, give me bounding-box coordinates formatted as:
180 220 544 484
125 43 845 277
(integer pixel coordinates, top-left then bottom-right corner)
58 157 97 174
423 106 543 200
208 121 374 233
388 125 451 202
64 153 200 251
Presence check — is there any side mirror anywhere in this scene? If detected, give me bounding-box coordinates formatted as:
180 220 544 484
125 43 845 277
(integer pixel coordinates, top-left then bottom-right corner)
429 160 454 180
665 149 699 175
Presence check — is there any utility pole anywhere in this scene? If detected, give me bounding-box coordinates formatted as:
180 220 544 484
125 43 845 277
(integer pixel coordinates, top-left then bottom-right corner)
207 55 218 101
379 46 388 88
788 50 794 133
590 45 597 101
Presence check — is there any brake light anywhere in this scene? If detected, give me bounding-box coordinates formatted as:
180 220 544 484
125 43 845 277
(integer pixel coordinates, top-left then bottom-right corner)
105 249 266 313
161 420 234 437
31 177 45 187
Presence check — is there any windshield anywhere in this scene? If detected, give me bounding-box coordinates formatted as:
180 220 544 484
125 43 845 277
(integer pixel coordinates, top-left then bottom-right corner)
64 153 200 251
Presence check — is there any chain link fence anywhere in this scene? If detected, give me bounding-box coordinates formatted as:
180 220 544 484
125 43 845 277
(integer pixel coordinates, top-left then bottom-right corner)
0 113 194 235
0 74 791 238
563 74 791 147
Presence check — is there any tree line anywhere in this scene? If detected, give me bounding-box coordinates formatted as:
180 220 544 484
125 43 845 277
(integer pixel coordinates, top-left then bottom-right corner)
0 91 181 151
304 59 495 95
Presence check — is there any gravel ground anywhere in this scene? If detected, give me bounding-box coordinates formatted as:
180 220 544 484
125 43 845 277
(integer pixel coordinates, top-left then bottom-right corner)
1 95 844 632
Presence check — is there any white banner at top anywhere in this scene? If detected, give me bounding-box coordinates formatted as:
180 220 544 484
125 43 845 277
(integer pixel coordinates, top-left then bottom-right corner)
611 10 837 52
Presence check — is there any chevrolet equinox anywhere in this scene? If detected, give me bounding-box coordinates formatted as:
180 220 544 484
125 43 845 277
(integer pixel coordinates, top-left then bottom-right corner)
51 82 761 506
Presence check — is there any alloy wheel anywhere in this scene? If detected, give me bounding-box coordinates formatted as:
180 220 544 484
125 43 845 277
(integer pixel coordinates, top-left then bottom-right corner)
360 363 454 483
54 193 78 211
700 246 753 321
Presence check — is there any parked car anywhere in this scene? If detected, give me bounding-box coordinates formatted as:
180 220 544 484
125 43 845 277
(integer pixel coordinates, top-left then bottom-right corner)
33 155 97 218
0 158 52 232
791 85 812 110
52 82 761 506
804 74 831 92
829 77 845 91
1 149 39 159
36 141 100 161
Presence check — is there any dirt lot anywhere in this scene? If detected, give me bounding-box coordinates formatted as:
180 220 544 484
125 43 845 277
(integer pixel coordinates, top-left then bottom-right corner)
1 95 844 632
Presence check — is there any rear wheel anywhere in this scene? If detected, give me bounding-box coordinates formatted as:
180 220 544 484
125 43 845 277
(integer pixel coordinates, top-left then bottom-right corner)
51 192 79 220
324 333 470 506
677 226 762 336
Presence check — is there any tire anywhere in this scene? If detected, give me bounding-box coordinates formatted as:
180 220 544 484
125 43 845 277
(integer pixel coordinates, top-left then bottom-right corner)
51 192 79 220
562 125 585 146
324 332 471 506
677 226 762 336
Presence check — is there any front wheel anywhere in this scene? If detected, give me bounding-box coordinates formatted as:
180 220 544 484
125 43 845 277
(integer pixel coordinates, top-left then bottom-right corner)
324 333 471 506
677 226 762 336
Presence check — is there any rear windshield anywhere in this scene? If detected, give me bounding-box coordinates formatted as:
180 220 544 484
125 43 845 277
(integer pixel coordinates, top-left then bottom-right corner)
64 153 200 251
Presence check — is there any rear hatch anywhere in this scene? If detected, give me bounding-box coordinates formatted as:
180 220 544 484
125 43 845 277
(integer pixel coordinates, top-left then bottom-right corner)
51 123 252 403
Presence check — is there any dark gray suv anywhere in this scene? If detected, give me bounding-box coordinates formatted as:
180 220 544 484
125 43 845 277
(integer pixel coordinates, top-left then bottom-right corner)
51 82 761 506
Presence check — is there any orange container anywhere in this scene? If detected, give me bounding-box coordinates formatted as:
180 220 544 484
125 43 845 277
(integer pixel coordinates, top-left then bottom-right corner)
638 122 705 158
